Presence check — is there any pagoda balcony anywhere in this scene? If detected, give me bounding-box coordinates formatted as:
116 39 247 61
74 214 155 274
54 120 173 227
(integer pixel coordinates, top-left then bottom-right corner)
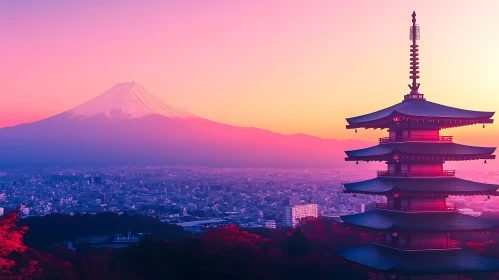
377 170 456 177
379 135 453 143
375 203 458 212
373 237 461 250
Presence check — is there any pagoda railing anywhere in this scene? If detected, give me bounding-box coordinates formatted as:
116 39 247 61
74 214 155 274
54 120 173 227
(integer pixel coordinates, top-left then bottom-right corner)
377 170 456 177
379 135 453 143
373 237 460 250
375 203 458 212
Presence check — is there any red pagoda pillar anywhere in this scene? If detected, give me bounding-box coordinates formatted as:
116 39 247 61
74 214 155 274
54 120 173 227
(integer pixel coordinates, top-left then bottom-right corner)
338 12 499 280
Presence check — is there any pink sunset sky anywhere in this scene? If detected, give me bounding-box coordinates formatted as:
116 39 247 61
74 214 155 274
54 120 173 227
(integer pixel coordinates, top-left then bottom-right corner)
1 0 499 145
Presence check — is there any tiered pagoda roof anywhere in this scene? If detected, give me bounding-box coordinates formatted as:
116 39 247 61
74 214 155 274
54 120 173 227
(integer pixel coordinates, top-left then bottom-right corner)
345 142 496 161
338 245 499 275
338 11 499 278
341 210 499 232
343 177 499 196
346 98 495 130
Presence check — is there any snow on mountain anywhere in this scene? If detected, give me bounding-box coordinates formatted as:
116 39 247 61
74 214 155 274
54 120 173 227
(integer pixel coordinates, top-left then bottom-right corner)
0 81 374 168
66 82 197 120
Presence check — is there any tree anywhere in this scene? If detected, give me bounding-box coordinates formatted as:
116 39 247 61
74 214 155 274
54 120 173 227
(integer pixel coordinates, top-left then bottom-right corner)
0 210 41 279
0 210 28 273
284 229 310 258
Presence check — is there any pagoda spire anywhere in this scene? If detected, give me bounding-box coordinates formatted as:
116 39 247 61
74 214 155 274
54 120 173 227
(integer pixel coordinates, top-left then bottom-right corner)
408 11 421 95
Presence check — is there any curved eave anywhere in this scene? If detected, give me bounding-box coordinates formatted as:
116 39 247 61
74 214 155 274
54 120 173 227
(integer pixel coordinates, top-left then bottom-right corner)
345 223 499 233
343 189 499 197
338 245 499 275
340 210 499 233
344 143 496 162
342 177 499 196
346 98 495 129
345 154 496 162
346 114 494 130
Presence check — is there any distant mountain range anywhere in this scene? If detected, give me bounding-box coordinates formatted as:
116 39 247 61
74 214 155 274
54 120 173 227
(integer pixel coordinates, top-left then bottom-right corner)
0 82 371 168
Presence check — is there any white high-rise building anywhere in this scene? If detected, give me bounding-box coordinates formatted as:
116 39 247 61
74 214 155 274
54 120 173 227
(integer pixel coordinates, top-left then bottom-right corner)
283 197 318 228
265 220 276 229
0 207 4 216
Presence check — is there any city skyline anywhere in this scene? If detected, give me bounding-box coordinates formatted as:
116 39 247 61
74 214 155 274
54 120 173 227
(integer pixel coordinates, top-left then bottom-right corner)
2 4 499 278
1 0 499 146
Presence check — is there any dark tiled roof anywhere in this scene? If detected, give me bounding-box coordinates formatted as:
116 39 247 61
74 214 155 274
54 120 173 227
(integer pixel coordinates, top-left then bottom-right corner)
343 177 499 195
337 244 499 274
346 99 494 125
345 142 496 158
341 210 499 232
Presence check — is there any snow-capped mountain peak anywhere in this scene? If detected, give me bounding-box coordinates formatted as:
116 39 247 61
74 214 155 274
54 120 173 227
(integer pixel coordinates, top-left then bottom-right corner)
67 82 197 120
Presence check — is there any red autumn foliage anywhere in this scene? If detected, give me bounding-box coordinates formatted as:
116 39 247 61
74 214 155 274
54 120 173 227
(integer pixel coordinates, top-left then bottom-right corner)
0 210 76 279
2 213 498 279
0 210 42 279
203 224 275 255
0 211 27 270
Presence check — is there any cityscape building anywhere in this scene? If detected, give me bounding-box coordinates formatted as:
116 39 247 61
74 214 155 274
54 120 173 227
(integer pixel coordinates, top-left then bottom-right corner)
283 197 318 228
3 164 497 235
338 12 499 280
258 211 264 219
265 220 277 229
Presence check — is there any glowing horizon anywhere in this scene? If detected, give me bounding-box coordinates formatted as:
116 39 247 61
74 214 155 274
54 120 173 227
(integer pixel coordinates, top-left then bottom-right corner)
1 0 499 146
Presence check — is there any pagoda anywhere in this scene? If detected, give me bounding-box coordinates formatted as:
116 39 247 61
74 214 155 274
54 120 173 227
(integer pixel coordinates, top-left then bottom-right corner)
338 12 499 280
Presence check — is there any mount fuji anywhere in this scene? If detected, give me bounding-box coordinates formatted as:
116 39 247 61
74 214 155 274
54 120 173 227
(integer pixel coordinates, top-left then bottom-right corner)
0 82 370 168
64 82 197 120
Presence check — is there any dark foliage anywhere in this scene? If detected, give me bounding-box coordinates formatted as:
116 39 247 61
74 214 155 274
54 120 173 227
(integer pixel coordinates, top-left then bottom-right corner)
6 213 377 279
284 229 310 258
97 222 368 280
19 212 187 250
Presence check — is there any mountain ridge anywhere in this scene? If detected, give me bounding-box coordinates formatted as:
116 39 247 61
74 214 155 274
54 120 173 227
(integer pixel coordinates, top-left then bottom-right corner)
0 82 372 168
